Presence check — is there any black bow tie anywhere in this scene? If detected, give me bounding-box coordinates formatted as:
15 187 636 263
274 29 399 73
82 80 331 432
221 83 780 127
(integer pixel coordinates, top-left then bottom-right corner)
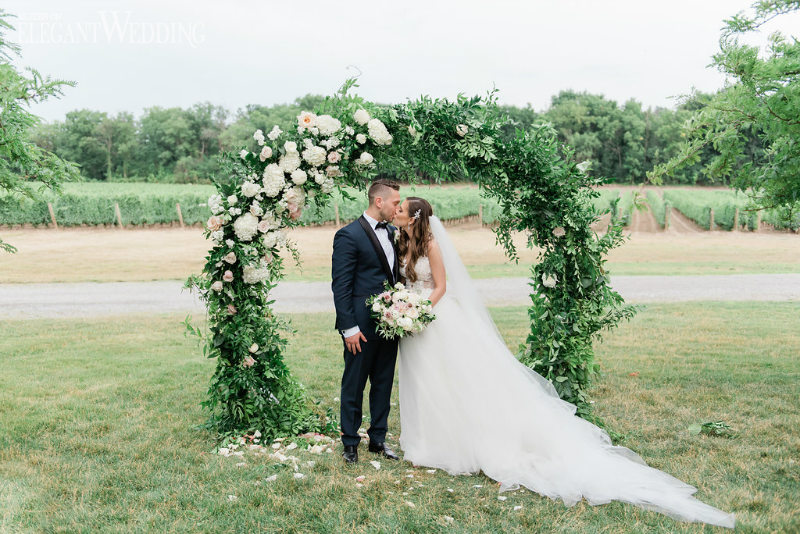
375 221 389 230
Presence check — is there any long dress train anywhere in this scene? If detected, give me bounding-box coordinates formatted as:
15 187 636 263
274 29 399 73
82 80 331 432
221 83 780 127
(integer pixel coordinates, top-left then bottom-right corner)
397 217 735 528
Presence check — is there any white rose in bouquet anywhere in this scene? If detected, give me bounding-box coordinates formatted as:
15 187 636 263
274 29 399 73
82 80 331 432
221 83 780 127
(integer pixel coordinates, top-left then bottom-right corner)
353 109 370 125
367 118 392 145
302 145 327 167
397 317 413 331
267 125 282 140
233 212 259 242
290 169 308 185
259 146 273 161
372 301 382 312
406 307 419 320
241 181 261 198
316 114 341 136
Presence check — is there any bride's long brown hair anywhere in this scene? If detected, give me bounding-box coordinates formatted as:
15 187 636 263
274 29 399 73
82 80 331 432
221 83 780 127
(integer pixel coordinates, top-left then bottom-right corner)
397 197 434 283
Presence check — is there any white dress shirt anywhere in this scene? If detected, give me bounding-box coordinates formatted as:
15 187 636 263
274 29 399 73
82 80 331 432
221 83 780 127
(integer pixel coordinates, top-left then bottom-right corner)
342 212 395 338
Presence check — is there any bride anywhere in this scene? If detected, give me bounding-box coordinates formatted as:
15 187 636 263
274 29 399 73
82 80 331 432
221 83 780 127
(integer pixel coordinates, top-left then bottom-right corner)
392 196 735 529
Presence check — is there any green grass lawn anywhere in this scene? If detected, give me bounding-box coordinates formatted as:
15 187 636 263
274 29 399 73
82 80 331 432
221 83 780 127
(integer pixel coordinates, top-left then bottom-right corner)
1 303 798 532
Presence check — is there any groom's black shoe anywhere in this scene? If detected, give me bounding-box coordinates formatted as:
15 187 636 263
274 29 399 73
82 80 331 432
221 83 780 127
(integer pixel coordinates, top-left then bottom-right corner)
368 441 399 460
342 445 358 464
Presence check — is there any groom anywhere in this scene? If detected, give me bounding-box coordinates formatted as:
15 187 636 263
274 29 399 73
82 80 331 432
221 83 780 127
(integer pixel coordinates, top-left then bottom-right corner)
331 179 402 464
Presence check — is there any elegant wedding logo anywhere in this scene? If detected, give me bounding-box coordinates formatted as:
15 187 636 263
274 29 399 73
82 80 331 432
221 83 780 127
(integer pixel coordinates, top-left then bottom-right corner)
15 11 206 48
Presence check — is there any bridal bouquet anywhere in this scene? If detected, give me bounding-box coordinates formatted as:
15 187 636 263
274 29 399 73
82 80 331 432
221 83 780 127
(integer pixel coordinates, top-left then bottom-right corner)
367 282 436 339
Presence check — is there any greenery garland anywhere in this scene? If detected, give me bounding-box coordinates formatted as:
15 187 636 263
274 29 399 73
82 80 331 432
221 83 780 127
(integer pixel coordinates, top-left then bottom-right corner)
187 79 634 440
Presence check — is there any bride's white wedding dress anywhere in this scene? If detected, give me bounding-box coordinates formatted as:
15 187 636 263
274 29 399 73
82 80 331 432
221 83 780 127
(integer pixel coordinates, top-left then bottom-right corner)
397 217 735 528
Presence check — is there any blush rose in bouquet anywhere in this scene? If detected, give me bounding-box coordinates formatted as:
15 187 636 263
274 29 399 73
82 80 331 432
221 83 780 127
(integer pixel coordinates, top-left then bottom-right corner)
366 282 436 340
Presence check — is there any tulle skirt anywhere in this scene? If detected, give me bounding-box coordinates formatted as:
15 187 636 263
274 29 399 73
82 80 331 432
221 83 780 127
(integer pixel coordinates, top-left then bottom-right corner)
398 294 735 528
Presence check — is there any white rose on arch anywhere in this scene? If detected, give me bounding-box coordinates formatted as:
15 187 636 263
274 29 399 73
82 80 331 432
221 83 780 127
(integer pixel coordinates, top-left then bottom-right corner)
297 111 317 130
259 146 272 162
290 169 308 185
356 152 374 166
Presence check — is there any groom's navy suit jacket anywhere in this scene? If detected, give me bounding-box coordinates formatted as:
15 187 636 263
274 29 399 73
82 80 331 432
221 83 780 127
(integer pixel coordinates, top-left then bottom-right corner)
331 215 400 340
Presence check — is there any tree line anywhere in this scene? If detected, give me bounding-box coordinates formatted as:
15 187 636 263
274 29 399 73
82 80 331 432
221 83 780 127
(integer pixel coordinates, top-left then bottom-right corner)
31 91 758 186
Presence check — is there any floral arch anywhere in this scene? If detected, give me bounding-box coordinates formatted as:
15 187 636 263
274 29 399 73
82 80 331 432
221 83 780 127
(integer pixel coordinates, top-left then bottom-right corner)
186 80 634 440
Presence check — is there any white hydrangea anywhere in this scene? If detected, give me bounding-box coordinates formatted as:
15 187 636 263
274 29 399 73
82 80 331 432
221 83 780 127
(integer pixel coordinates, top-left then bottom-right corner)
259 146 272 162
253 129 265 145
316 114 341 135
210 230 224 243
302 138 315 149
356 133 367 144
263 230 286 249
344 126 355 136
321 178 335 194
367 118 392 145
356 152 374 165
267 125 282 141
233 212 259 242
279 151 301 173
262 164 286 197
302 146 327 167
208 194 223 214
290 169 308 185
241 181 261 198
243 259 270 284
354 109 370 125
321 136 340 149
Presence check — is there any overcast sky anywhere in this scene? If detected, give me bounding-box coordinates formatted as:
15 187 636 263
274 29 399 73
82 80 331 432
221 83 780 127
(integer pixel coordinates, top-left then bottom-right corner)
6 0 800 122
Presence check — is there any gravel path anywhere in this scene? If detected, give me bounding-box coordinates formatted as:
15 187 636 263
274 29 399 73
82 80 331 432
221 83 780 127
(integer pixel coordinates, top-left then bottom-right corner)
1 274 798 320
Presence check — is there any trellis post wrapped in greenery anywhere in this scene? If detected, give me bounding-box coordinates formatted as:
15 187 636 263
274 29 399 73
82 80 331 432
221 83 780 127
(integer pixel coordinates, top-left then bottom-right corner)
187 79 634 440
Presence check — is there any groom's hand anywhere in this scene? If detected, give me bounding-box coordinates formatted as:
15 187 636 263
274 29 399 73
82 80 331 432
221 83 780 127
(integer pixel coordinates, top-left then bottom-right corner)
345 332 367 354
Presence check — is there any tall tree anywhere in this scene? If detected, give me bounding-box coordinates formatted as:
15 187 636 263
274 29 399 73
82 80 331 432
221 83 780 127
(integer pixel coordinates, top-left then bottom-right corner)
0 9 79 252
650 0 800 215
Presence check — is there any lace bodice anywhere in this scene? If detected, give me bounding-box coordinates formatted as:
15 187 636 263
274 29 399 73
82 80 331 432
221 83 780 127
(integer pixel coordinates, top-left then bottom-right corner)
400 256 434 295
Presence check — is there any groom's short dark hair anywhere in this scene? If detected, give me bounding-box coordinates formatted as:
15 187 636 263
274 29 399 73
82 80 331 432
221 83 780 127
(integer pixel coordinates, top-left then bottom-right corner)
368 179 400 206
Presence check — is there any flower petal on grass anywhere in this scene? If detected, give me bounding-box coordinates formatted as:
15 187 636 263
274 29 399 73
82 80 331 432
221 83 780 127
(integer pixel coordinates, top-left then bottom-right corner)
227 495 237 502
265 475 278 482
513 505 523 511
498 496 507 501
370 460 381 470
405 501 416 508
293 473 305 479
